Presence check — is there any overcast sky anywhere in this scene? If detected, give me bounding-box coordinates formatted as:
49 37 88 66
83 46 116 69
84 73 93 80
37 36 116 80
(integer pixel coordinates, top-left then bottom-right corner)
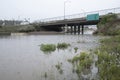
0 0 120 22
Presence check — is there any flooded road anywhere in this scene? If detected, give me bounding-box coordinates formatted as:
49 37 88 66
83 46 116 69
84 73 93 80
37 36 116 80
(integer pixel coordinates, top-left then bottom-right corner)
0 34 101 80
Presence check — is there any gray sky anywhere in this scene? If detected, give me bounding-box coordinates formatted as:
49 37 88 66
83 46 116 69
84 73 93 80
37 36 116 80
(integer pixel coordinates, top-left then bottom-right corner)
0 0 120 22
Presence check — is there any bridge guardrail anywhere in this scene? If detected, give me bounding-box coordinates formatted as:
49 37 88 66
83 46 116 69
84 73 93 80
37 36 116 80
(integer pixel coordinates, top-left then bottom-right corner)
39 7 120 23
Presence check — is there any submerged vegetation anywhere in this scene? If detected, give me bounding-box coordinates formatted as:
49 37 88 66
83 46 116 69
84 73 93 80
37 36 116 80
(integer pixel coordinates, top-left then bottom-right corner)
74 47 78 53
55 62 63 74
40 44 56 53
57 43 70 50
40 42 70 53
68 52 94 79
77 40 85 43
68 36 120 79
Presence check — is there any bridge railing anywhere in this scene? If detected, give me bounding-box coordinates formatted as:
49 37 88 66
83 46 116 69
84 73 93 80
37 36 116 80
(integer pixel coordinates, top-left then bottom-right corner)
39 7 120 23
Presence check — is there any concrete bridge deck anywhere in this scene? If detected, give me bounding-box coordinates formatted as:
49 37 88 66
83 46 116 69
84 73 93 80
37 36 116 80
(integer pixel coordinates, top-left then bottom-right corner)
39 17 99 27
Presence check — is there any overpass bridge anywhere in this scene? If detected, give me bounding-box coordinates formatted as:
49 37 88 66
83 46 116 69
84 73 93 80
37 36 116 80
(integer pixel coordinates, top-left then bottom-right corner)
37 7 120 35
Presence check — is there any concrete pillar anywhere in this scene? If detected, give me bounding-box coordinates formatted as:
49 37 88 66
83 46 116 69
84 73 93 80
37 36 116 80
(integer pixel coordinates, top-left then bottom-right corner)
64 24 68 33
81 25 84 35
74 25 76 35
67 26 69 33
78 25 80 35
70 26 73 34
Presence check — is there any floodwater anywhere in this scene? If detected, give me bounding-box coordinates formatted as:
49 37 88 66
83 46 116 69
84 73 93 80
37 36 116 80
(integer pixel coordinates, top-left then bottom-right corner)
0 32 101 80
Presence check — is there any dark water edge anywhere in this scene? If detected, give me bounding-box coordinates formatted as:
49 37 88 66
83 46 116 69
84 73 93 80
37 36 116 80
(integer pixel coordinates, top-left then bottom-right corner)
27 31 65 35
0 32 11 35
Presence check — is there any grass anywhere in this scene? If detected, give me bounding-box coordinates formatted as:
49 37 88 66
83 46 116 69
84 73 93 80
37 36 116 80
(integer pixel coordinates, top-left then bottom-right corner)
94 36 120 80
0 32 11 35
94 13 120 36
0 25 35 33
0 26 19 32
40 44 56 53
57 43 70 50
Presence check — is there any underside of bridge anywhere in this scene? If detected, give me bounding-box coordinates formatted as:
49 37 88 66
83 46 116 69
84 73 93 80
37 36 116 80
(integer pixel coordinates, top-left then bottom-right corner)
40 20 99 35
41 26 62 32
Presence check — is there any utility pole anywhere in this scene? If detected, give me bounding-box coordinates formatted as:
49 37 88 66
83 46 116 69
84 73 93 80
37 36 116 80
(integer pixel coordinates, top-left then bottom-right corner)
64 0 70 20
64 0 70 33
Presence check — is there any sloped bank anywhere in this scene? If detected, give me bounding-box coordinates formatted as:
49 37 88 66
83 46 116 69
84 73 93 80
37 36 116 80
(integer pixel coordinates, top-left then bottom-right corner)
94 13 120 36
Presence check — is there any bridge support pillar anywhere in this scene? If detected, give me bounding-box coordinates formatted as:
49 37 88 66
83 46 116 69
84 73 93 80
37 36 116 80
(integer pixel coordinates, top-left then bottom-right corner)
74 26 76 35
70 26 73 34
81 25 84 35
78 25 80 35
67 26 69 33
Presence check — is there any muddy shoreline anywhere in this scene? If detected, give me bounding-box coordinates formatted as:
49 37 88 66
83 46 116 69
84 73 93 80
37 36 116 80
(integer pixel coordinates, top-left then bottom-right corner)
27 31 65 35
0 31 65 36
